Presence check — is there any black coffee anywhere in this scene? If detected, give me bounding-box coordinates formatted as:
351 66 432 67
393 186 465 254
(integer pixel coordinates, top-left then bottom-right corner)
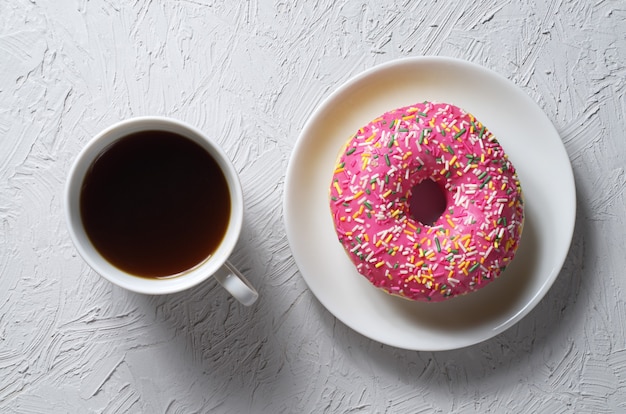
80 130 231 278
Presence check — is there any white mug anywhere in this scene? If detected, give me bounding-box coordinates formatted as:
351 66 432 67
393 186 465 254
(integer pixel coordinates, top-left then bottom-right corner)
64 117 258 306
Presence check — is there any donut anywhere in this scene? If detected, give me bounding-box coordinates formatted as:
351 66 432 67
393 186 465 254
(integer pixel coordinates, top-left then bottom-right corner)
329 101 524 302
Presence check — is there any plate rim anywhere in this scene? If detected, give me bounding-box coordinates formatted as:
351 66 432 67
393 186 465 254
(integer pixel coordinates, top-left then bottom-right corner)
284 56 576 351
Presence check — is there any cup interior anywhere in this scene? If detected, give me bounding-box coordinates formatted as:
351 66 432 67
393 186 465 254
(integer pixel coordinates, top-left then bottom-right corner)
65 117 243 294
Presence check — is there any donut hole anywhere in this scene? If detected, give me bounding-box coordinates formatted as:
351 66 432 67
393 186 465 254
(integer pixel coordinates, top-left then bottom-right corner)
409 179 447 226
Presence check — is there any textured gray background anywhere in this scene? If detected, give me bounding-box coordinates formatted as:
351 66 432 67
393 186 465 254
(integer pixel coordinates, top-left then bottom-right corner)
1 1 625 413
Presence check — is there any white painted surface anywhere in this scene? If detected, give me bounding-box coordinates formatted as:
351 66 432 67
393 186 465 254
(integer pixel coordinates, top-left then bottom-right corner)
0 1 624 412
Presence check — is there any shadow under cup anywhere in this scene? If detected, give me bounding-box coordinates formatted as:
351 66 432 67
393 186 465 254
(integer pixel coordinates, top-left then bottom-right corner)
65 117 251 298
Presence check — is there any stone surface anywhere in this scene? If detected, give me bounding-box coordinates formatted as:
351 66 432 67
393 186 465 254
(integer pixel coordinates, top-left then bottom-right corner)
1 0 625 412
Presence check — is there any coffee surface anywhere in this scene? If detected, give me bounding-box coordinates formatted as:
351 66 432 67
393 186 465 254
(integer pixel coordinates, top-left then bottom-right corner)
80 130 231 277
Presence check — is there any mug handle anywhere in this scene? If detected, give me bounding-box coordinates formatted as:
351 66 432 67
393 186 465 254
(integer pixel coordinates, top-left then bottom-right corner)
213 260 259 306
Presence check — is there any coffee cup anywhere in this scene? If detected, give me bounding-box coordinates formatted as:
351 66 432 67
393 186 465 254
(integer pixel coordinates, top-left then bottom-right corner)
65 117 258 306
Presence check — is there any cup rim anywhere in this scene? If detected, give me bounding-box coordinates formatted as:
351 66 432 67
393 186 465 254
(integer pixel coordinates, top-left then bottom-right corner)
64 116 243 295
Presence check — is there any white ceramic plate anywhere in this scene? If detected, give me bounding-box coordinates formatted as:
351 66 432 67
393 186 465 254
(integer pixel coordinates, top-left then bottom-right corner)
284 57 576 351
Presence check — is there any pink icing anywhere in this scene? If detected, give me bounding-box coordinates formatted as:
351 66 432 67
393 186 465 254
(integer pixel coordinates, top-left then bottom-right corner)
329 102 524 302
